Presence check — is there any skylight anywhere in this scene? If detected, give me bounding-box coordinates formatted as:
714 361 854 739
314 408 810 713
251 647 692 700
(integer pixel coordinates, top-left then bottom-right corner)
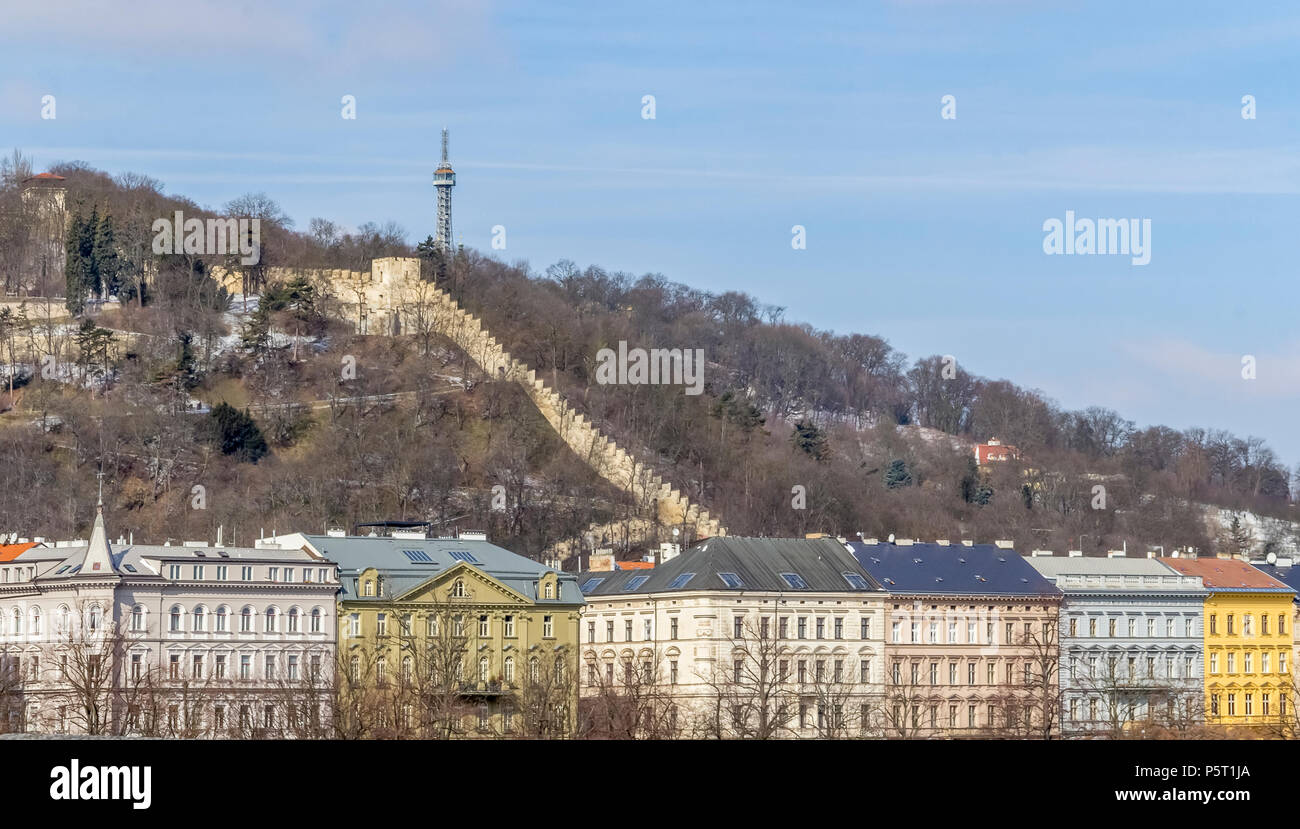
718 572 743 588
217 550 229 558
668 572 696 589
123 564 138 573
449 551 478 563
623 575 651 591
580 577 605 592
402 549 433 563
55 565 70 574
842 573 870 590
780 572 808 589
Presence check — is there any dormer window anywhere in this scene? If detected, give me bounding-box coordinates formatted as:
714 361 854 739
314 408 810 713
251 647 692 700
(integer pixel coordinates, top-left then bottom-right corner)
544 581 554 599
364 580 375 597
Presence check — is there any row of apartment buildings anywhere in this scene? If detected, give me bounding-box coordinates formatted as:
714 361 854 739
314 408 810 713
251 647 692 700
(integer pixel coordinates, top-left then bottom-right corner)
576 537 1300 738
2 498 1298 738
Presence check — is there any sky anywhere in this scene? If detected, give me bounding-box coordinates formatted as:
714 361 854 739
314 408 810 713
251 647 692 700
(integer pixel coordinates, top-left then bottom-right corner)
2 0 1298 465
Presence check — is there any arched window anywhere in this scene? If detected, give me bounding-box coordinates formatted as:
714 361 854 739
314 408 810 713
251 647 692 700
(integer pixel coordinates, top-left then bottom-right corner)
402 655 412 683
88 605 101 632
503 656 515 682
192 606 206 632
215 606 228 632
56 605 70 635
452 579 467 598
11 608 21 636
29 607 41 636
529 656 540 682
240 606 253 633
264 607 278 633
479 655 490 682
169 605 183 632
287 607 300 633
130 605 144 632
544 581 554 599
310 607 322 633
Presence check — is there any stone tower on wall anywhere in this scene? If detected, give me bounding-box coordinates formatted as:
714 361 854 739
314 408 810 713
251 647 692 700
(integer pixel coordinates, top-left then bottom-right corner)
20 172 67 296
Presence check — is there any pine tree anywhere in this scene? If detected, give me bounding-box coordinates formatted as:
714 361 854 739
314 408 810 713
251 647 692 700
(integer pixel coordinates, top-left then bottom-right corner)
202 402 269 463
64 209 96 315
92 212 122 298
791 421 829 461
883 459 913 489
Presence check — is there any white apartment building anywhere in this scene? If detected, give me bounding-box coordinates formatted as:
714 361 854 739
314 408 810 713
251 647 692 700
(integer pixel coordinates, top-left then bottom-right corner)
577 536 887 738
0 500 339 736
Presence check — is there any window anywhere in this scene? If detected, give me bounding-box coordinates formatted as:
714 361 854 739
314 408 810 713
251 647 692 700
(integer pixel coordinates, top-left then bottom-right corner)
949 661 957 684
667 573 696 589
1263 693 1271 717
734 617 744 639
1263 652 1272 673
504 615 515 637
670 617 679 640
929 622 938 643
1244 615 1253 636
645 619 653 640
1280 614 1288 635
1210 614 1217 635
834 618 843 639
270 567 280 582
543 615 554 638
1185 618 1194 637
842 573 870 590
1245 652 1253 673
215 653 227 679
348 614 360 638
623 575 651 592
287 608 300 633
169 605 182 632
1126 618 1134 637
1263 615 1270 635
168 654 179 679
779 572 808 589
265 654 276 680
130 653 142 680
264 608 278 633
891 621 900 643
861 660 871 683
504 656 515 683
241 566 253 581
453 615 465 637
861 618 870 639
947 621 956 643
216 565 227 580
479 656 490 682
1107 618 1116 637
718 572 743 588
581 577 605 592
733 659 743 683
929 662 937 684
240 654 251 679
1227 614 1235 635
449 550 479 563
968 621 977 643
192 654 203 679
1227 653 1235 674
816 618 826 639
1165 617 1174 637
544 581 555 599
1088 618 1097 637
798 618 808 639
1245 694 1253 716
169 565 181 580
670 660 679 684
193 606 206 632
968 662 976 685
625 619 633 641
479 615 490 637
215 607 228 632
912 622 920 643
1281 651 1288 674
1211 695 1220 717
131 606 144 632
311 608 322 633
241 607 253 633
968 705 977 728
452 579 467 598
193 565 204 580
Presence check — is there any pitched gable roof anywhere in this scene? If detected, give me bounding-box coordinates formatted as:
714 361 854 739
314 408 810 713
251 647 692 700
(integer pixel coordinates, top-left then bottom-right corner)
578 536 881 596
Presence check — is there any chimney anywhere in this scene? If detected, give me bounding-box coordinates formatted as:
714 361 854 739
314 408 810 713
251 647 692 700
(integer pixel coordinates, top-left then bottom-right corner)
1030 549 1053 557
589 549 615 571
1067 550 1083 557
935 539 950 546
896 538 915 546
1107 549 1126 558
961 540 974 547
863 538 879 545
994 540 1015 549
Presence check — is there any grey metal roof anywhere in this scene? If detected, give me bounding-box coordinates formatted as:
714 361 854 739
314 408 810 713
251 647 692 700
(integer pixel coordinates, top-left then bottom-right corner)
300 535 582 604
848 542 1060 597
1027 556 1183 578
578 536 882 596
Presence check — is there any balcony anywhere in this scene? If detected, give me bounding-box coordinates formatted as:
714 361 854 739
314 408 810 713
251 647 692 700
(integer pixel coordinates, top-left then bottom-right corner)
458 680 511 696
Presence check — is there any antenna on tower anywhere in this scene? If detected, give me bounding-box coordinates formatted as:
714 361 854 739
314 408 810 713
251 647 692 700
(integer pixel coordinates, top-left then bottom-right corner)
441 127 449 164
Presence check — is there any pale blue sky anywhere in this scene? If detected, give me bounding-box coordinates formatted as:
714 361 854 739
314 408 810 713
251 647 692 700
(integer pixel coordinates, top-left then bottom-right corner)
3 1 1298 464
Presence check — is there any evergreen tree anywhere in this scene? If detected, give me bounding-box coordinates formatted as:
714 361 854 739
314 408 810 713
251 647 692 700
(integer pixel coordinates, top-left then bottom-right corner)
791 421 829 461
92 212 122 297
202 402 269 463
64 208 97 315
883 458 913 489
959 457 993 505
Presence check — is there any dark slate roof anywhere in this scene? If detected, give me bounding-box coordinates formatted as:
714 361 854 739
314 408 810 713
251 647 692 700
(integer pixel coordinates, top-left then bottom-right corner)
847 542 1060 597
302 535 582 604
577 536 882 596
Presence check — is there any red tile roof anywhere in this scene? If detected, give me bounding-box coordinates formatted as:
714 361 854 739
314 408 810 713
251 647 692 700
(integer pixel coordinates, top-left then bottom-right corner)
24 172 65 181
1159 557 1291 590
0 542 39 562
615 561 654 570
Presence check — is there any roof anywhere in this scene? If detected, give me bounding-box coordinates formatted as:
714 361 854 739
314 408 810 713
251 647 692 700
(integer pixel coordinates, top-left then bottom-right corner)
1027 555 1207 595
1250 563 1300 601
0 542 39 562
23 172 65 181
614 561 654 570
1158 557 1294 592
848 542 1060 597
1027 556 1180 577
296 534 582 604
578 536 881 596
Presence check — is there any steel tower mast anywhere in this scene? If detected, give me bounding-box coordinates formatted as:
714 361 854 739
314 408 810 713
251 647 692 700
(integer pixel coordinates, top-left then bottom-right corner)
433 127 455 254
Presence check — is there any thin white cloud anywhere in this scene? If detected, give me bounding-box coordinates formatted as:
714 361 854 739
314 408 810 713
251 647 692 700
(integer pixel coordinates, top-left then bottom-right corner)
1125 338 1300 400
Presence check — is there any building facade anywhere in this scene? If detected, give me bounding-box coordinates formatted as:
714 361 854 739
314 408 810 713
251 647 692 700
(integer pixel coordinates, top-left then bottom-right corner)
849 540 1063 737
1160 556 1294 729
577 536 887 739
1026 553 1207 735
0 502 339 736
268 531 583 738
